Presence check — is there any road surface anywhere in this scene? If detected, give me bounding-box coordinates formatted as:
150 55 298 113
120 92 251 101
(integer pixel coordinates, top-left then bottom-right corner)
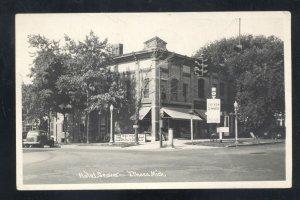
22 143 285 184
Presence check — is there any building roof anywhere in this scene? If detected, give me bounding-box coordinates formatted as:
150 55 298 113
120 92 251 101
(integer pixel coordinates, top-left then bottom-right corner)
111 36 196 66
112 49 195 66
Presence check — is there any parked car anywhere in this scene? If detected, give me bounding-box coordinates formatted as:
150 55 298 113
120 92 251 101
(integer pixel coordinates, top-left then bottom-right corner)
22 131 27 147
262 126 285 139
23 130 54 148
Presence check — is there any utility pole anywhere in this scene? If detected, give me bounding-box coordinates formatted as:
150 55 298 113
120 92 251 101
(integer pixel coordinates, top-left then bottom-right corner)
234 101 238 145
190 66 194 142
158 63 162 148
135 54 140 145
55 112 58 142
86 87 90 144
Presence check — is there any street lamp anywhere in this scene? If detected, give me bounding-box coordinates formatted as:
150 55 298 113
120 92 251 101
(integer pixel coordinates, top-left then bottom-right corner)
109 104 114 144
274 112 284 127
234 101 238 145
189 110 194 142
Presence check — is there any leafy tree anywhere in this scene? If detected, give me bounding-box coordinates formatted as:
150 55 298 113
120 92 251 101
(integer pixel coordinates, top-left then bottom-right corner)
57 31 127 143
194 35 284 133
22 83 47 128
28 35 68 134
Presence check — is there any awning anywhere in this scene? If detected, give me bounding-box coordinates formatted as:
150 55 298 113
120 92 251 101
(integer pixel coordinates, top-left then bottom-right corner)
130 107 151 120
195 109 207 120
161 107 202 121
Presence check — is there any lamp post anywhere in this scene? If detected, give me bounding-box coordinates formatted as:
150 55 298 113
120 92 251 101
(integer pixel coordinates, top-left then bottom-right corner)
109 104 114 144
234 101 238 145
190 110 194 143
274 112 284 127
158 66 162 148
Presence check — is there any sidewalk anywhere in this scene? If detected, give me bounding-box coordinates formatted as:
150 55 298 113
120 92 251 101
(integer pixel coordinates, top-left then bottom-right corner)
59 138 283 150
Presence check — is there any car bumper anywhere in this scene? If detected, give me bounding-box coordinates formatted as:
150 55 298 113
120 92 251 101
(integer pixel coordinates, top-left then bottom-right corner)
23 142 40 145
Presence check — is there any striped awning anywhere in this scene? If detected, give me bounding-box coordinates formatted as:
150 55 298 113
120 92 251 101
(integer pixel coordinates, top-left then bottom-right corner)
130 107 151 120
161 107 202 121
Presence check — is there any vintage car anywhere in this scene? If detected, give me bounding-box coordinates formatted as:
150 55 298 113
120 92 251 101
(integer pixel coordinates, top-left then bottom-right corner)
23 130 54 148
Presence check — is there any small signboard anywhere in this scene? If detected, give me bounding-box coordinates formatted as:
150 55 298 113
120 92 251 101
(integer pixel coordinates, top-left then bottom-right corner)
206 98 221 123
133 125 139 129
114 134 146 143
217 127 229 133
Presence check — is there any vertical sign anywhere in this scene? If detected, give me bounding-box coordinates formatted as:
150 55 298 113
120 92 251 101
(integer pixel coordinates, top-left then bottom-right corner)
207 98 221 123
211 87 216 98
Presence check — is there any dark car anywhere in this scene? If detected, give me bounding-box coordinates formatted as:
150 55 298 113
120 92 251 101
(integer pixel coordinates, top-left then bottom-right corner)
23 130 54 148
263 126 286 139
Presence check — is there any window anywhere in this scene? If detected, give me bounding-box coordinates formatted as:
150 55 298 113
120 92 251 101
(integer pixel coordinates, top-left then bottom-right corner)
198 79 205 98
161 80 167 100
143 78 150 98
183 83 188 102
220 83 225 98
171 79 178 101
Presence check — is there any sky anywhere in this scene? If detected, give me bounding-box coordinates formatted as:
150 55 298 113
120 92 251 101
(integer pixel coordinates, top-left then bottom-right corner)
16 12 289 84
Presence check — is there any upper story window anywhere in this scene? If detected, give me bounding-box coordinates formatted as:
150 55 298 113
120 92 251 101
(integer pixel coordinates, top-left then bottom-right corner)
161 80 167 100
143 78 150 98
161 86 166 100
183 83 188 102
182 65 190 74
171 79 178 101
198 79 205 98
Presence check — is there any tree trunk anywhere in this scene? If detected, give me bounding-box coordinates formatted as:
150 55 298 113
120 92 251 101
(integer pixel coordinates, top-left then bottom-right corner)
48 110 51 138
55 112 58 142
63 113 67 143
78 112 81 143
86 111 90 143
72 111 75 143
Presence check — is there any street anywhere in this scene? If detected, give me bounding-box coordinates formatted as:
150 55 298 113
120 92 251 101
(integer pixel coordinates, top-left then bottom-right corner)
22 143 285 184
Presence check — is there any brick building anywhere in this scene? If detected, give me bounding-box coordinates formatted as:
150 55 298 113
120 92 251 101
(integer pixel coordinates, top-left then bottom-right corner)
109 36 234 141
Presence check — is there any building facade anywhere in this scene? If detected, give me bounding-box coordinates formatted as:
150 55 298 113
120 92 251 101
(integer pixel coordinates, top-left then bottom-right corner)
110 37 234 141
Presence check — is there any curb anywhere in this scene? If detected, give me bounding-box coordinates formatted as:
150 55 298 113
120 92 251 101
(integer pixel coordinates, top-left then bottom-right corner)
226 141 284 147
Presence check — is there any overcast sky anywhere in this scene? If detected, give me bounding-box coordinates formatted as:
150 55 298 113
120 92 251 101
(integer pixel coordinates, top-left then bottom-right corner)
16 12 289 84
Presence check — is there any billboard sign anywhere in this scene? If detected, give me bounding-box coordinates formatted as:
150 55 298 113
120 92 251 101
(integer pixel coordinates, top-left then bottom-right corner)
207 98 221 123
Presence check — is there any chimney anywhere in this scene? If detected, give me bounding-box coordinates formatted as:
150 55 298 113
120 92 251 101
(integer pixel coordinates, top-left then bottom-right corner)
143 36 167 51
112 44 123 56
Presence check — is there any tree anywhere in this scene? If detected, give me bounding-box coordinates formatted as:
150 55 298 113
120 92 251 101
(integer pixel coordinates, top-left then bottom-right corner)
57 31 127 143
22 83 48 129
194 35 284 133
28 35 70 135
